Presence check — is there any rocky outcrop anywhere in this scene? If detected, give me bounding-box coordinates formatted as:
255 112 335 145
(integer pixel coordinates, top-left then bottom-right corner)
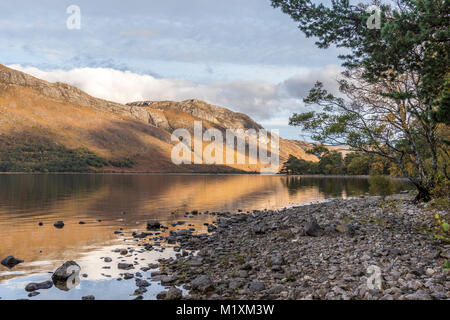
127 99 263 131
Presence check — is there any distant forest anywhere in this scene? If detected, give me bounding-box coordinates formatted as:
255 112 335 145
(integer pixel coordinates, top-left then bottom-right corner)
280 150 395 176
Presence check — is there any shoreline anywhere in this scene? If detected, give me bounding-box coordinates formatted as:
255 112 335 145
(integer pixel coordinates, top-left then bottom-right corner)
155 194 449 300
0 172 411 181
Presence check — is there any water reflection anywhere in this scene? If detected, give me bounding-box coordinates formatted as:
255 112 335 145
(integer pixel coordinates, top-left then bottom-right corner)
0 174 413 299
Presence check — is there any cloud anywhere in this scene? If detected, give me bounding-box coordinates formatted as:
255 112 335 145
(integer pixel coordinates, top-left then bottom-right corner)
8 64 342 121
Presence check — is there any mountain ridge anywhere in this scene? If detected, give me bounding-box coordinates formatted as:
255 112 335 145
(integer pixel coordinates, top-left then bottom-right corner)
0 64 317 173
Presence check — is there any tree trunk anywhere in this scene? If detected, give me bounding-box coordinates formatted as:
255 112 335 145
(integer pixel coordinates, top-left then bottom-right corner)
414 185 432 203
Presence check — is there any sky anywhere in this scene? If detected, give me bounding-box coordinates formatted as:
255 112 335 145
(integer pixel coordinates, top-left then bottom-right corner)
0 0 344 140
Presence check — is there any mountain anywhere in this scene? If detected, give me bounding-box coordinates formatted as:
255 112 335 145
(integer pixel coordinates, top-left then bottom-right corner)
0 64 317 173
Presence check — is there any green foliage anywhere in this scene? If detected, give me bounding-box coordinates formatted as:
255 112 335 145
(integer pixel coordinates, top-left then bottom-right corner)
444 260 450 273
429 213 450 243
271 0 450 201
109 158 135 168
0 136 137 172
280 151 392 175
0 141 108 173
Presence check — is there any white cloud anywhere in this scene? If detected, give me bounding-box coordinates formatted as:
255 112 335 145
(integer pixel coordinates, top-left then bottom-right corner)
8 64 342 121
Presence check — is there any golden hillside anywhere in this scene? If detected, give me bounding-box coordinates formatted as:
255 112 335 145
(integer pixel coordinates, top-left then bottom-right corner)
0 64 317 173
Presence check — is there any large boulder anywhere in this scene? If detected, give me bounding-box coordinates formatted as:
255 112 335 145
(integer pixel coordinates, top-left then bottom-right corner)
51 261 81 282
1 256 24 269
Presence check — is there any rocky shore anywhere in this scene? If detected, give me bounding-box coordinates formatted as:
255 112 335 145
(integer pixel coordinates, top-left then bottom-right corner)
156 194 449 300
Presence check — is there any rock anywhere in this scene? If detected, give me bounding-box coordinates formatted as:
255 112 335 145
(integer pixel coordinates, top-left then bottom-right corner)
28 291 40 297
252 223 267 235
120 249 128 255
1 256 24 269
51 261 80 282
104 257 112 263
147 221 161 230
134 287 147 295
166 287 183 300
136 279 150 288
425 268 435 275
335 223 356 236
156 291 167 300
249 281 266 292
81 295 95 300
124 273 134 280
53 221 64 229
118 263 134 270
191 275 214 293
404 292 432 300
25 280 53 292
161 275 178 285
305 219 322 237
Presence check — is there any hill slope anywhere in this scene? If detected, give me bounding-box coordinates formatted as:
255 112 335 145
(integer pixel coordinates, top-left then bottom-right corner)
0 64 316 173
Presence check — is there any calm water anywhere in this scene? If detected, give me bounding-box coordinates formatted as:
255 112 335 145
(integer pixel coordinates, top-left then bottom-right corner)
0 174 412 300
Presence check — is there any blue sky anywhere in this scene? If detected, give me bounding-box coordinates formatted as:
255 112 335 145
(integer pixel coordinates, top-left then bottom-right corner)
0 0 344 139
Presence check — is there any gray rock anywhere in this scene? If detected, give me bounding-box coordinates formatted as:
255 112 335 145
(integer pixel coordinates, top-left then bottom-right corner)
191 275 214 293
51 261 80 282
1 256 24 269
404 292 432 300
305 219 322 237
25 280 53 292
136 279 150 287
249 281 266 292
118 263 134 270
166 287 183 300
124 273 134 280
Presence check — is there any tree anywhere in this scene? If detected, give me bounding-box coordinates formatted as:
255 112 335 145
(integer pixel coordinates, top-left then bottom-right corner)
272 0 450 201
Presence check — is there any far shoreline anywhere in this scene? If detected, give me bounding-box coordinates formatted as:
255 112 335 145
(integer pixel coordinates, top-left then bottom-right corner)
0 172 410 181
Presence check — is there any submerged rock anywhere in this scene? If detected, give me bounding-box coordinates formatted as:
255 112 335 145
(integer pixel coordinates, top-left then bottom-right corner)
1 256 24 269
147 221 161 230
25 280 53 292
53 221 65 229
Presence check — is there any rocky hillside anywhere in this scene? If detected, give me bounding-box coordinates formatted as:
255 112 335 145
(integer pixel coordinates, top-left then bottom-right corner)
0 64 316 173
